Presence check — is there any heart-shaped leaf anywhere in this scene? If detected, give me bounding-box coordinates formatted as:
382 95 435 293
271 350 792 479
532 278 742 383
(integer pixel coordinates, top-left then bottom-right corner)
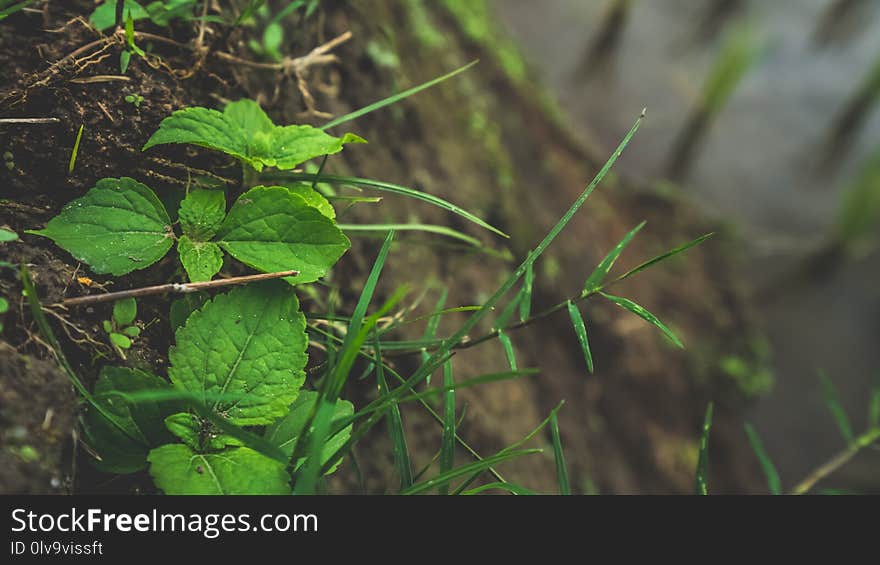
148 444 290 494
27 177 173 276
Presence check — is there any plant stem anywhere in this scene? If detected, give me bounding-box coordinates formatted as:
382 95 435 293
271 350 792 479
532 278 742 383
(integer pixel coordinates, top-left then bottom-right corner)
789 427 880 495
56 269 299 307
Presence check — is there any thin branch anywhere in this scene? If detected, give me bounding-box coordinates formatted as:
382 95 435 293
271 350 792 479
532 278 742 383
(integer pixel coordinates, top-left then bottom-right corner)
0 117 60 124
56 269 300 307
790 428 880 495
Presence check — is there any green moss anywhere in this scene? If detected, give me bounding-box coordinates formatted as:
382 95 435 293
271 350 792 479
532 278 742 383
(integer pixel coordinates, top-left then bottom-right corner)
404 0 445 49
440 0 528 84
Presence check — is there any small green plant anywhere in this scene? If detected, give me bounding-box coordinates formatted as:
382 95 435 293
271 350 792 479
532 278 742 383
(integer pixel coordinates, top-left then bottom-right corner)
83 281 353 492
124 93 145 108
0 295 8 333
142 98 365 174
103 297 141 357
89 0 200 31
119 11 146 74
28 178 350 283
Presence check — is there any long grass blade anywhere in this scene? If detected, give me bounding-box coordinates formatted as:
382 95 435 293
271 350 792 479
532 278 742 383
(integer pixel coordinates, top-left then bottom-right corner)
818 369 855 444
401 449 542 495
615 233 714 283
550 410 571 495
519 263 534 322
695 402 714 495
599 291 684 348
375 333 413 489
439 359 455 495
339 223 482 247
265 172 508 239
321 61 478 130
566 300 594 373
461 482 536 495
743 422 781 495
583 221 645 293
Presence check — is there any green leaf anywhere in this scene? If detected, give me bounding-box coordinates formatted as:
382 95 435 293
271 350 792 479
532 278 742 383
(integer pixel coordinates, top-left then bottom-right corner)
215 185 350 284
178 188 226 241
82 367 180 474
102 320 113 333
142 99 365 172
148 444 291 494
122 325 141 338
600 292 684 348
109 332 132 349
550 410 571 495
178 236 223 282
743 423 781 495
818 370 854 444
0 228 18 242
164 412 244 452
616 233 714 282
695 402 713 495
282 183 335 219
498 330 517 371
112 297 137 327
26 177 173 276
90 0 149 31
168 280 307 426
0 297 8 314
264 391 353 475
583 221 645 294
119 50 131 74
169 292 208 332
566 301 594 373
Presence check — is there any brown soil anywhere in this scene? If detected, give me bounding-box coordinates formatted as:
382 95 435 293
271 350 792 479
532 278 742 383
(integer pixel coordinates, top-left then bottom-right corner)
1 1 765 494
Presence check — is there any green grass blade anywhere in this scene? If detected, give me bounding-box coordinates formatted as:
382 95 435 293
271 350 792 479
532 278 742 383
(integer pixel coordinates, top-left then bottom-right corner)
818 369 855 444
323 113 645 481
519 263 534 322
421 288 448 385
599 292 684 348
375 333 413 490
695 402 713 495
498 330 517 370
68 124 84 174
20 265 140 444
401 448 542 495
321 61 478 130
615 233 714 283
294 232 396 493
339 223 482 247
493 293 523 330
439 359 455 495
266 172 507 239
583 221 645 293
550 410 571 495
743 422 781 495
566 300 594 373
461 482 536 495
869 376 880 429
452 401 565 495
0 1 32 20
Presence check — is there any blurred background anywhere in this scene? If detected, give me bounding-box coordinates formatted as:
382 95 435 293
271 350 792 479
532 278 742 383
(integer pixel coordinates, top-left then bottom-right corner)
494 0 880 490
